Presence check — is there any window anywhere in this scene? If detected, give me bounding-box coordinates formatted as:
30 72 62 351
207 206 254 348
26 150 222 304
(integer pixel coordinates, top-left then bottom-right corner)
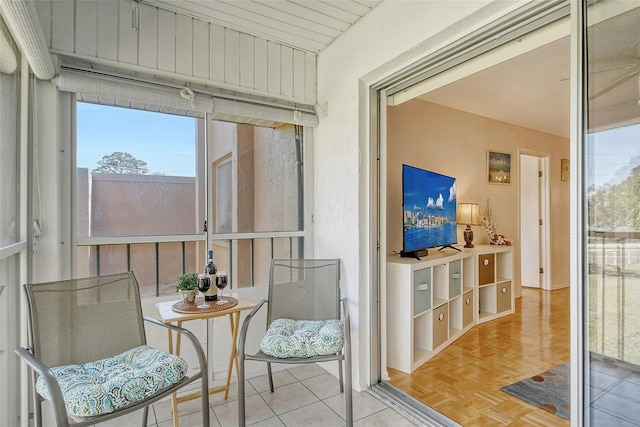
0 38 22 427
76 103 205 296
582 3 640 424
76 103 305 293
208 122 304 287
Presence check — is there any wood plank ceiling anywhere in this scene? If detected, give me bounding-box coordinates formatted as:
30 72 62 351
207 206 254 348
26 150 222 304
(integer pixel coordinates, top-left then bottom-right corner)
140 0 382 53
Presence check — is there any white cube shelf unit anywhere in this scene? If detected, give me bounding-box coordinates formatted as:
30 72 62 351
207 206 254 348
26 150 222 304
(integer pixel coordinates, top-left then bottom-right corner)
475 245 514 324
386 249 475 374
386 245 514 374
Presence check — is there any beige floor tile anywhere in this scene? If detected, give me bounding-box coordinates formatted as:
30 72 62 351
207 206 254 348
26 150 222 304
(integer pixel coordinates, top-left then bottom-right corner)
249 369 299 393
287 364 327 381
214 393 275 427
259 382 319 415
156 407 218 427
353 407 419 427
278 401 345 427
248 415 287 427
302 373 342 400
324 390 387 422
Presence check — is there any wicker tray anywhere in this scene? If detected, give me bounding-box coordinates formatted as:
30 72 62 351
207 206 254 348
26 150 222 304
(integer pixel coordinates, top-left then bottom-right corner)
171 296 238 314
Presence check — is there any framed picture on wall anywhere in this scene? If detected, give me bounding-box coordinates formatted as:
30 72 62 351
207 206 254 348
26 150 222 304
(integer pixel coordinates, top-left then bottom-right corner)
487 150 511 184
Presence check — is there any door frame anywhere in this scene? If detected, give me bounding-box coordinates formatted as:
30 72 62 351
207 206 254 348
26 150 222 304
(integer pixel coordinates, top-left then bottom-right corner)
367 2 572 422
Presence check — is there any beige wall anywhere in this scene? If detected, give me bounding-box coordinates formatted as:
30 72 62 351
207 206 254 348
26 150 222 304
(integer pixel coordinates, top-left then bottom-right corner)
76 170 202 296
209 122 299 288
387 99 570 294
89 173 197 236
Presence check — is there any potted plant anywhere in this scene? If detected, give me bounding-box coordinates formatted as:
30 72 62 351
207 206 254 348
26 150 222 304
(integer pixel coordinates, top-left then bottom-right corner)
176 272 198 304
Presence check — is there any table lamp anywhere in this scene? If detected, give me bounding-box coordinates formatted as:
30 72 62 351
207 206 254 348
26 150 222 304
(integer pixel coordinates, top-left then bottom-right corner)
457 203 481 248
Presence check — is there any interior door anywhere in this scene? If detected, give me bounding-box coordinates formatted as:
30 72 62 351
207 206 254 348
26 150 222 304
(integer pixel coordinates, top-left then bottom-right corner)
520 154 540 288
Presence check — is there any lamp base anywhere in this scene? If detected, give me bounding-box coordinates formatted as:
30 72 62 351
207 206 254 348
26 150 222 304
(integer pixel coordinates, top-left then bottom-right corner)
463 226 474 248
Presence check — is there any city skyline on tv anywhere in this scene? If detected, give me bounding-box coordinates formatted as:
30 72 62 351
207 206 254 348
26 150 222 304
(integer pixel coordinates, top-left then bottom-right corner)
402 164 457 252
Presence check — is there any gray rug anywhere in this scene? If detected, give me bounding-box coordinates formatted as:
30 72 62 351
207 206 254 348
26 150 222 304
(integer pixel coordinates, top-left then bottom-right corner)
501 362 570 420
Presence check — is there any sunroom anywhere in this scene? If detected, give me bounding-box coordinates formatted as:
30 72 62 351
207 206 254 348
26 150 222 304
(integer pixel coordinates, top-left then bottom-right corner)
2 0 640 426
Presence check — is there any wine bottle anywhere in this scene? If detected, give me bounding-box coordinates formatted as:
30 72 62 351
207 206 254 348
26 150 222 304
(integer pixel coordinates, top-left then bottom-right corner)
204 249 218 301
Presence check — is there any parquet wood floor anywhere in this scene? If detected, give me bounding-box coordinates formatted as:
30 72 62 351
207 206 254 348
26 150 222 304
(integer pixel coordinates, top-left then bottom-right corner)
388 287 570 426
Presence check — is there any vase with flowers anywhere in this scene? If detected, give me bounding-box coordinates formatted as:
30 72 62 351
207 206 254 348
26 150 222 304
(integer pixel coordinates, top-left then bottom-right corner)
481 199 513 246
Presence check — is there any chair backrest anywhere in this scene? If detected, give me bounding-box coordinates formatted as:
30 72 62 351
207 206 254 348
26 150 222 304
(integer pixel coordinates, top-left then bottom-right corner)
267 259 341 326
24 272 146 368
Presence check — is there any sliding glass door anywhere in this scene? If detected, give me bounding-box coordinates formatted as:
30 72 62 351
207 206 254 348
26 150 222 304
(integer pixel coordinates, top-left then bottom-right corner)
583 1 640 424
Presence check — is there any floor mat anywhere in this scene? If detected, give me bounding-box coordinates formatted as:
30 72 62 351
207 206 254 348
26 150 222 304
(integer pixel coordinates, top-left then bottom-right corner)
501 362 570 420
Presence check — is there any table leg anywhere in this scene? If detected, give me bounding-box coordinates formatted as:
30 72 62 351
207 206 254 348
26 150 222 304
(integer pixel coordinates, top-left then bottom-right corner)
225 312 241 399
176 320 183 355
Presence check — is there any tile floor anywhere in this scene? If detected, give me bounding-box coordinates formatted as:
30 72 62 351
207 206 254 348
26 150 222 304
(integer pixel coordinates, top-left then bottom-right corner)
94 364 420 427
590 356 640 426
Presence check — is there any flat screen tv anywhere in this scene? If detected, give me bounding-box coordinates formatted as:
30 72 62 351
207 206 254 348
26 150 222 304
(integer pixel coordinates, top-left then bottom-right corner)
402 164 458 258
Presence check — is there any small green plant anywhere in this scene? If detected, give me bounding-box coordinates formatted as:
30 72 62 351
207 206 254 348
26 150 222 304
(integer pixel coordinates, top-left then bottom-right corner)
176 272 198 291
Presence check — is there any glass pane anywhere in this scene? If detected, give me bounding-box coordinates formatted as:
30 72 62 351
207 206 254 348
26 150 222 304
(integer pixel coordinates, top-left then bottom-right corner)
584 3 640 424
0 72 19 247
210 122 301 233
76 103 202 238
0 256 20 427
76 103 205 296
0 59 21 427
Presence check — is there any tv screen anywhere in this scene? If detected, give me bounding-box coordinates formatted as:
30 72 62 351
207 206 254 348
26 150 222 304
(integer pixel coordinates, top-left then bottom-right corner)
402 164 457 254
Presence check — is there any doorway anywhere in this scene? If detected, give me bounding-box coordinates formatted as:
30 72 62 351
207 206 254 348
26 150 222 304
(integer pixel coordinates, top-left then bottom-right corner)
519 152 550 289
370 3 572 425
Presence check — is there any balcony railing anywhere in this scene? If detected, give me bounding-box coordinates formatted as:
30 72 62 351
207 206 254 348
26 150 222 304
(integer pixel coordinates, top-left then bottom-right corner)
76 231 304 297
588 230 640 365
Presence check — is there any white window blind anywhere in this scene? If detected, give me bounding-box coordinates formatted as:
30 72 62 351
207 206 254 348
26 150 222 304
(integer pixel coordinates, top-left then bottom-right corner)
54 68 318 127
0 26 17 74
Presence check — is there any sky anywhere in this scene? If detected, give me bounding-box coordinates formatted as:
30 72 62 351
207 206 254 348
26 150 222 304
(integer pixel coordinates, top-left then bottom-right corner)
76 102 196 177
588 124 640 187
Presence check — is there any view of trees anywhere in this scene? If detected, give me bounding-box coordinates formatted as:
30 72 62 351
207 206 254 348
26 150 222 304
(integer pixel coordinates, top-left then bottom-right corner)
93 152 149 175
588 166 640 230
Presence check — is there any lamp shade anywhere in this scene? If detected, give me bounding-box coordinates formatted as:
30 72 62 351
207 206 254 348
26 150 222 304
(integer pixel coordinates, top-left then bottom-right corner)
457 203 481 225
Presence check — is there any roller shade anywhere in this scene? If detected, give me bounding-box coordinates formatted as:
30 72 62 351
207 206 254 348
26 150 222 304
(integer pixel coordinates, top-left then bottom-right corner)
54 68 318 127
0 0 54 79
0 26 16 74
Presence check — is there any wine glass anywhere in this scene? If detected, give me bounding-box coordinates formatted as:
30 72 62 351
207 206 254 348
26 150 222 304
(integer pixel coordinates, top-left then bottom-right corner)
215 271 228 305
197 274 211 309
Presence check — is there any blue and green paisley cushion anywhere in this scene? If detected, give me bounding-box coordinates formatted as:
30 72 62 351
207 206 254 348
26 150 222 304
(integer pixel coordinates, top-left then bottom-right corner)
260 318 344 358
35 345 187 418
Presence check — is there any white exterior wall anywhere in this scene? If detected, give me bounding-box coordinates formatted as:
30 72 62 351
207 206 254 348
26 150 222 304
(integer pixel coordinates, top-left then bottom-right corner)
31 80 74 283
314 0 530 389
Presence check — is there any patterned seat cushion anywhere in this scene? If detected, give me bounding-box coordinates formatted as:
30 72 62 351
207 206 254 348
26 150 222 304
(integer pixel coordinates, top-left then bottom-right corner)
260 318 344 358
35 345 187 418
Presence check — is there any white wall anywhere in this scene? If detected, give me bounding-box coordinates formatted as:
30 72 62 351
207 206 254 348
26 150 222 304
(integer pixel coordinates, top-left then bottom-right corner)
314 0 532 389
31 80 74 283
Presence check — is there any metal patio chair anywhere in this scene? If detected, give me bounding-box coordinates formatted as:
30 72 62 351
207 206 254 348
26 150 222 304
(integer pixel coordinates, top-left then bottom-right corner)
237 259 352 426
15 271 209 427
